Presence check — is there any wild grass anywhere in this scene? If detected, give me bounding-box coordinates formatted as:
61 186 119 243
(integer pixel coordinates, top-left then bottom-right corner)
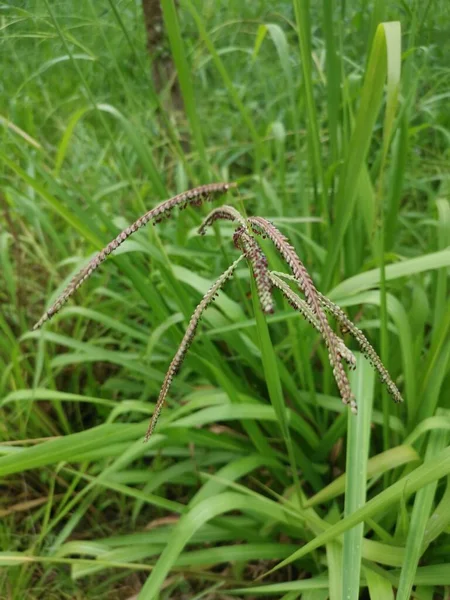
1 1 450 599
32 192 401 439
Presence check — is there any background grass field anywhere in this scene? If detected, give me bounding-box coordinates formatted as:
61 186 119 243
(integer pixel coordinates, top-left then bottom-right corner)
1 1 450 598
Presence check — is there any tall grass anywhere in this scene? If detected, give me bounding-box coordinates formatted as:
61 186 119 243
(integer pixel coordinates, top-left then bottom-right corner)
1 1 450 599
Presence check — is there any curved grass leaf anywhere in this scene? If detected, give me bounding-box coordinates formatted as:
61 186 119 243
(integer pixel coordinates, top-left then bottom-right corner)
138 491 298 599
263 444 450 576
329 249 450 299
323 21 401 288
305 445 420 508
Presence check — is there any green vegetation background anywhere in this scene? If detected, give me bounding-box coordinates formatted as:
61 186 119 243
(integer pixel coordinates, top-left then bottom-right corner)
0 1 449 599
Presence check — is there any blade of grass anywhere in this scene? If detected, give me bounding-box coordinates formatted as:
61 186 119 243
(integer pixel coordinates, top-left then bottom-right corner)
322 22 401 289
364 566 395 600
160 0 208 176
0 423 145 476
292 0 328 223
137 491 300 599
261 444 450 576
250 276 310 491
104 0 194 180
329 248 450 300
322 0 341 168
327 539 343 600
304 445 419 508
264 23 304 204
342 354 375 600
422 474 450 551
43 0 166 199
374 20 401 462
183 0 263 173
432 198 450 342
396 425 449 600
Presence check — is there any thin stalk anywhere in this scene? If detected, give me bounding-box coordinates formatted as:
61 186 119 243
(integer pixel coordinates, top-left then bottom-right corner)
105 0 194 180
44 0 166 200
292 0 329 226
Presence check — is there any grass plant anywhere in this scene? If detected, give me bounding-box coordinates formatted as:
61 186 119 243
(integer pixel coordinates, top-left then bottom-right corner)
1 1 450 599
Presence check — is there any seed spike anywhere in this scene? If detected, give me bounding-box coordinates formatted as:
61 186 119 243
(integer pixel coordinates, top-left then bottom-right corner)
270 273 357 371
144 255 244 441
273 270 403 405
319 294 403 404
33 182 236 330
198 207 274 315
198 205 246 235
249 217 355 409
234 228 274 314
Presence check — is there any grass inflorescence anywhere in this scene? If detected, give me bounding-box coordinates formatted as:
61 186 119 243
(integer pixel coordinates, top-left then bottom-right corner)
34 187 401 438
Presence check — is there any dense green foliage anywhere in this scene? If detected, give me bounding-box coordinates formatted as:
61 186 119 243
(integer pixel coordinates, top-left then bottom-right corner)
1 1 449 598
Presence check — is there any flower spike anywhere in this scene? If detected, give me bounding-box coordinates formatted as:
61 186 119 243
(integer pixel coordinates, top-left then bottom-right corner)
273 271 403 405
249 217 355 410
270 273 357 374
144 255 244 441
234 227 274 315
33 182 236 330
198 205 247 235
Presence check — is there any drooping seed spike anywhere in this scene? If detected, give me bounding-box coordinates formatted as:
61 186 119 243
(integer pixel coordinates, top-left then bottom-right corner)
249 217 355 408
198 205 247 236
272 270 403 405
269 273 357 370
234 228 274 314
144 255 244 441
319 293 404 404
33 182 237 330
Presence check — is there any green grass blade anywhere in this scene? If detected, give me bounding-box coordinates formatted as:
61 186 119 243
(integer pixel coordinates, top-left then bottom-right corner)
329 249 450 299
0 423 144 476
183 0 263 171
137 491 295 599
1 153 101 247
396 426 449 600
432 198 450 339
292 0 328 221
160 0 208 174
322 0 341 167
322 22 400 289
364 566 394 600
327 539 343 600
342 355 374 599
263 444 450 575
305 445 419 508
422 474 450 551
43 0 166 200
375 20 401 460
53 106 90 176
250 277 306 489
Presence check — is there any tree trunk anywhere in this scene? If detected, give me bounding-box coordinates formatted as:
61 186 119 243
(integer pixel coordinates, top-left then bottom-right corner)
141 0 182 111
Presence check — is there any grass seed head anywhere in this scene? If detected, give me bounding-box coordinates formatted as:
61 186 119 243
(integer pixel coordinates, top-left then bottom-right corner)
144 255 244 441
34 184 405 440
234 227 274 315
249 217 355 409
33 182 236 330
198 204 246 235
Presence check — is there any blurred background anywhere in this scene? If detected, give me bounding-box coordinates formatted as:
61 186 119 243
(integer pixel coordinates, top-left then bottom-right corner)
1 1 449 599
